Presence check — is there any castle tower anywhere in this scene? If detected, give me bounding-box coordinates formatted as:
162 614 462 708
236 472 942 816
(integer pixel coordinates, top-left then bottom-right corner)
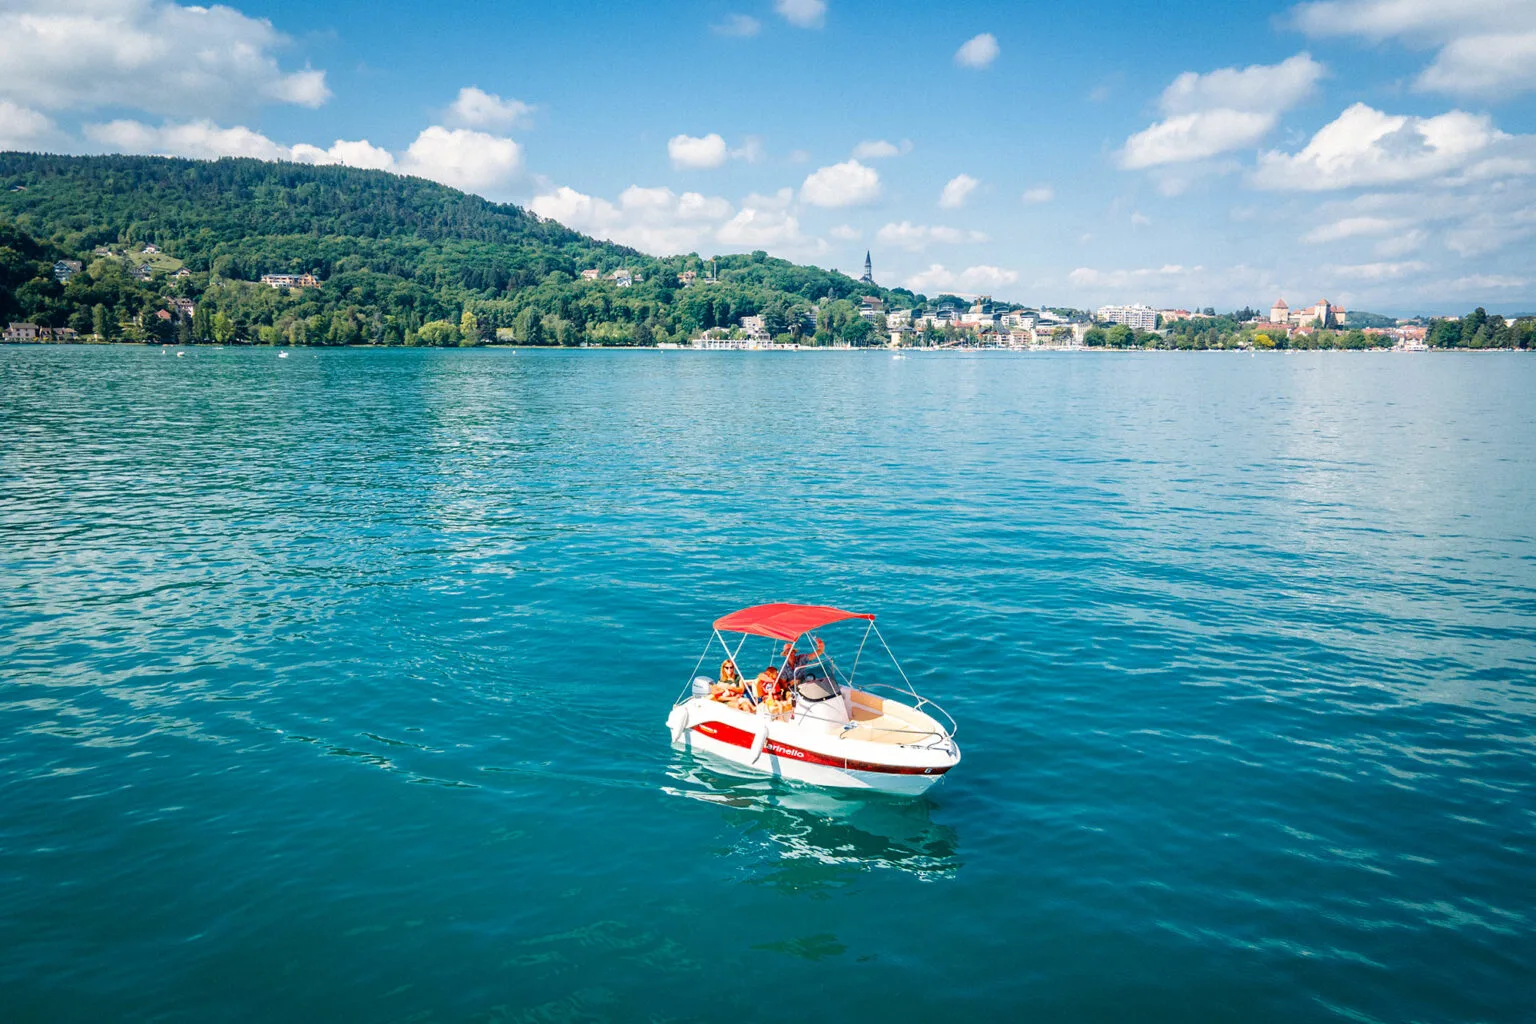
860 251 874 284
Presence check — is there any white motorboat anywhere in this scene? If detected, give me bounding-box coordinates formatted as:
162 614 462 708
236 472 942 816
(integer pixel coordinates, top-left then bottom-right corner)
666 603 960 795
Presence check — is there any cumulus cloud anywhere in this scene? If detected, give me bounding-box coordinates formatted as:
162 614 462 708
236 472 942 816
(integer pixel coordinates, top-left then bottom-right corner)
448 87 533 129
1021 185 1054 203
529 183 820 256
829 224 861 240
0 101 63 151
713 13 761 36
1120 54 1324 168
291 139 396 171
876 222 988 251
800 159 881 207
531 185 730 253
401 126 523 194
1251 102 1505 190
852 139 910 159
905 263 1018 294
938 173 979 208
0 0 329 116
669 133 729 169
775 0 826 28
1291 0 1536 98
955 33 1000 69
81 117 396 170
667 132 762 169
718 190 806 247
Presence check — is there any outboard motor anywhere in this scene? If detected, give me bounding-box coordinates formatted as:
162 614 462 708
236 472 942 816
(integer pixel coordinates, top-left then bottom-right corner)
691 676 714 698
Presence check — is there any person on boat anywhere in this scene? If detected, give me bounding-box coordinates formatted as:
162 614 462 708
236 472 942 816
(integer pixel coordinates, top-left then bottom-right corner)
711 659 745 703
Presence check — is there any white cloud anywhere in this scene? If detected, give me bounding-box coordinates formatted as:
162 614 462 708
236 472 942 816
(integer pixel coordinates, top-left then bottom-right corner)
1122 111 1277 169
718 196 804 247
905 263 1018 294
401 126 523 194
938 173 980 209
667 133 763 169
531 185 730 253
1067 264 1195 288
84 118 289 160
1252 103 1505 190
830 224 861 240
1416 33 1536 99
81 117 397 171
955 33 1000 69
876 222 988 251
1324 260 1429 280
1022 185 1054 203
1119 54 1325 168
775 0 826 28
0 101 62 151
290 139 396 171
1291 0 1536 98
529 183 821 257
1448 273 1526 290
1301 216 1408 243
1131 212 1152 227
800 159 881 207
669 133 729 169
0 0 330 116
712 13 761 36
447 87 533 129
852 139 910 159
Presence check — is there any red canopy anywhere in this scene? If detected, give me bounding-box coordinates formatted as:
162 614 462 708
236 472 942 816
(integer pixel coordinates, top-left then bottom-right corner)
713 603 874 642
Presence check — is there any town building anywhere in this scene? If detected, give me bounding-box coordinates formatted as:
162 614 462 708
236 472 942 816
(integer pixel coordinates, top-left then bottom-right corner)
679 270 697 285
169 298 195 319
3 323 77 343
1270 298 1347 328
580 268 600 281
1096 304 1160 330
54 260 83 283
610 269 633 287
259 273 321 289
173 268 191 279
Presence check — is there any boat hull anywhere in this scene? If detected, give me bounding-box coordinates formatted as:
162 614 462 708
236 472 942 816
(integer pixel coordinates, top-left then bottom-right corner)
667 698 959 796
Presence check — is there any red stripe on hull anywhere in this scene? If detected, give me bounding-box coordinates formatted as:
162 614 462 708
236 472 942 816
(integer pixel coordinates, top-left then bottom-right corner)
691 720 952 777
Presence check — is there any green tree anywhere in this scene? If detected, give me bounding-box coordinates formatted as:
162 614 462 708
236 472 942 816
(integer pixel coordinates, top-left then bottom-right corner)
212 311 235 344
459 309 479 346
91 303 112 339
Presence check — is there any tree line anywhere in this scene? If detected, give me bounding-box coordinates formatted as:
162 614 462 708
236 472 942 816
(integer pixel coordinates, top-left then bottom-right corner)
0 153 920 347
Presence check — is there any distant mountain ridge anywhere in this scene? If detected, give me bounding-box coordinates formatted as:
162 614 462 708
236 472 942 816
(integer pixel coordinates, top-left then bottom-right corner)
0 152 907 346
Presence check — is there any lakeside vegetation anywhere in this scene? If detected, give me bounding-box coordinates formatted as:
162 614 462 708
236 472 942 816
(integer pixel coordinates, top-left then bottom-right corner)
0 153 918 347
2 152 1533 351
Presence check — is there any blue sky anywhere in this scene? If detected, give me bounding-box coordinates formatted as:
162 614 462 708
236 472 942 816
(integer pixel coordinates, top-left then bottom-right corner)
3 0 1534 314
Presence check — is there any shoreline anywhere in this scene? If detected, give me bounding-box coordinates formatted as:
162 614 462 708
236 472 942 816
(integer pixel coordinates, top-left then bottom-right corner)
1 342 1528 354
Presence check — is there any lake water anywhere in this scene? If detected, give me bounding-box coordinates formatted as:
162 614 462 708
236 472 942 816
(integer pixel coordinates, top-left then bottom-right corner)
2 346 1533 1022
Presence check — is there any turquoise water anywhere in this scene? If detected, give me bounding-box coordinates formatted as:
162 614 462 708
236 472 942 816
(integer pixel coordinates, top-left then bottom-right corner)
2 346 1533 1022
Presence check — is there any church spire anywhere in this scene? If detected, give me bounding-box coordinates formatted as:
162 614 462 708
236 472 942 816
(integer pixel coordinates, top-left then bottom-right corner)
860 250 874 284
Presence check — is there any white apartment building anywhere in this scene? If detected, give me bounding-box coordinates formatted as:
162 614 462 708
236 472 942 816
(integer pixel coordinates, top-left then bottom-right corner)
1096 304 1159 330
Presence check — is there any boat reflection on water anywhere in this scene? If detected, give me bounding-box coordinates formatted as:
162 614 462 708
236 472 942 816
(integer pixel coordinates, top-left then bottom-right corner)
662 753 961 886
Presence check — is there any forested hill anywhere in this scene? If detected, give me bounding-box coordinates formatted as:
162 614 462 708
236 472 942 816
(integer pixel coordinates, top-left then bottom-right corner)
0 152 912 346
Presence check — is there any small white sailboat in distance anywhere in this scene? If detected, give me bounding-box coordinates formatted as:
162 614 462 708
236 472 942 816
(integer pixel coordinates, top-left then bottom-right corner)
278 351 289 359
